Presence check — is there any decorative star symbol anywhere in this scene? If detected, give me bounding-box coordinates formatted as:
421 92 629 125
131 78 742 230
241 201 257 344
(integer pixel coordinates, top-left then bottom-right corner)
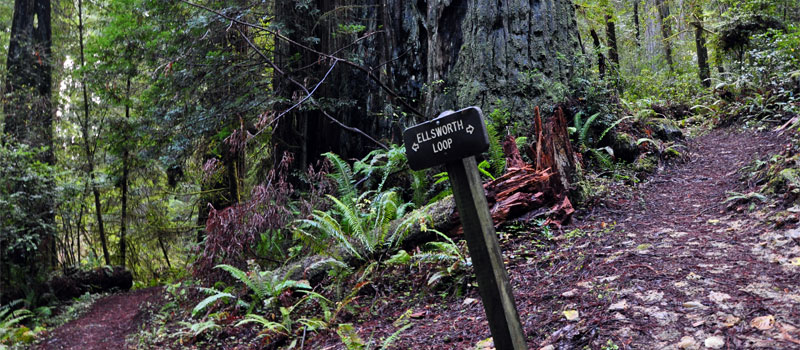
412 142 419 152
466 124 475 134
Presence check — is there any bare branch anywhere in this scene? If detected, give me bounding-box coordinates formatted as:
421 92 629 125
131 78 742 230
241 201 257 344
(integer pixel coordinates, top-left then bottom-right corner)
237 30 389 151
180 0 424 118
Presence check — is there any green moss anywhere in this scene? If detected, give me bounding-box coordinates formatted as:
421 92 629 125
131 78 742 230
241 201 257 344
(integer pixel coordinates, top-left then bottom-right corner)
634 156 657 173
766 167 800 194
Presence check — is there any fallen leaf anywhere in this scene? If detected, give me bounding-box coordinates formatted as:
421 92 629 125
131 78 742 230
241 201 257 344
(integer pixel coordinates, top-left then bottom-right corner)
608 300 628 311
683 301 706 309
723 315 741 327
676 336 696 349
562 309 579 321
475 337 494 349
790 257 800 266
750 315 775 330
410 311 425 319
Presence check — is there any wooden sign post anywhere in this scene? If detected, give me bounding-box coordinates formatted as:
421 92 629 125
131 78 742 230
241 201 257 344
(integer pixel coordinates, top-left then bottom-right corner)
403 107 526 350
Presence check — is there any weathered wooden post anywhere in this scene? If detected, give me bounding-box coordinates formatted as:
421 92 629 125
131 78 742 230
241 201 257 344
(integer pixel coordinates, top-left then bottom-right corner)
403 107 527 350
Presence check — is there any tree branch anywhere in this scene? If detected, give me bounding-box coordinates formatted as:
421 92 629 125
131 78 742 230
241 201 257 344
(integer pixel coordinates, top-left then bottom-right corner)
238 30 389 151
180 0 424 118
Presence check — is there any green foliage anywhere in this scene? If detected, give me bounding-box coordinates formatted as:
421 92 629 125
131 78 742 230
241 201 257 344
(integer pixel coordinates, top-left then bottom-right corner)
294 191 422 262
324 152 359 203
193 264 309 317
337 323 365 350
486 107 511 176
570 112 602 149
0 300 36 347
389 230 471 292
353 144 408 194
0 141 57 301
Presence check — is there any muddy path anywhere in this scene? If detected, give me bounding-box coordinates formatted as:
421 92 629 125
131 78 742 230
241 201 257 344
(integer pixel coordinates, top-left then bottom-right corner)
36 287 161 350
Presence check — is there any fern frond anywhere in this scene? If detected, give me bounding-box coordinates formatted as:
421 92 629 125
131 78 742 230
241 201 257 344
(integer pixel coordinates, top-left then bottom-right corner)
579 112 601 147
598 115 633 142
323 152 357 202
215 264 265 300
235 314 288 334
381 323 412 349
192 289 238 317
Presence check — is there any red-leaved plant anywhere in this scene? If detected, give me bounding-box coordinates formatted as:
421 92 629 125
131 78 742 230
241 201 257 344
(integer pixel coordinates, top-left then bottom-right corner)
193 152 332 282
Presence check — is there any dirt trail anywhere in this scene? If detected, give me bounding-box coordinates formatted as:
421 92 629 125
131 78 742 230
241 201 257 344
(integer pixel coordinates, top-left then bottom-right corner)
305 128 800 350
550 128 800 349
37 287 161 350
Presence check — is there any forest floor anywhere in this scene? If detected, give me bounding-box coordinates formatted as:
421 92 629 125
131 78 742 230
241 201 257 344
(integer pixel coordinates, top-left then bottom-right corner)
33 127 800 350
303 127 800 349
35 287 161 350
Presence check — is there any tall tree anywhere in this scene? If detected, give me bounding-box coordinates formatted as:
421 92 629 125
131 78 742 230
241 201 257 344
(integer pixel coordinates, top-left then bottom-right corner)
2 0 55 297
633 0 641 46
606 14 620 68
590 27 606 78
77 0 110 265
656 0 675 71
691 2 710 88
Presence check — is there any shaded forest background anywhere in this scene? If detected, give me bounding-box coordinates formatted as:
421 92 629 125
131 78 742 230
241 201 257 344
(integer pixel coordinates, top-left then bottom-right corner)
1 0 800 348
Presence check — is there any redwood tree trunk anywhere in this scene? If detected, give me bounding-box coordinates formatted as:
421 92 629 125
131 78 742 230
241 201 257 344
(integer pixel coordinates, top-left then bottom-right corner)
274 0 582 165
120 77 131 267
2 0 55 282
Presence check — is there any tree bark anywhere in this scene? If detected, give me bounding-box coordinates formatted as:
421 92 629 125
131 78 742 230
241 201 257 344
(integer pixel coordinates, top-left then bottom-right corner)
274 0 582 165
120 77 131 267
606 14 619 72
590 28 606 79
656 0 674 72
692 10 710 88
633 0 641 46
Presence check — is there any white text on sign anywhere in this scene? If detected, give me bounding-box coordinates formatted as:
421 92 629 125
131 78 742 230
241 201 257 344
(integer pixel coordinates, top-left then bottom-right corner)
433 138 454 153
415 119 465 144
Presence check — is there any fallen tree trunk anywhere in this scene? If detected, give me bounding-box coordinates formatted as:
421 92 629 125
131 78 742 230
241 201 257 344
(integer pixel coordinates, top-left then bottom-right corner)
45 266 133 300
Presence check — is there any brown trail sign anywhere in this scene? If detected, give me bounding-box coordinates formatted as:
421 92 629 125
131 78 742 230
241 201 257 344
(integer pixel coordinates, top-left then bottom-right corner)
403 107 527 350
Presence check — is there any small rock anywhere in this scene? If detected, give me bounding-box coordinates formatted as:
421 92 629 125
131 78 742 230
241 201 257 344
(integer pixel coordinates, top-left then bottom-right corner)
463 298 478 305
609 300 629 311
704 335 725 349
676 336 698 349
786 228 800 240
599 275 620 283
641 290 664 303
